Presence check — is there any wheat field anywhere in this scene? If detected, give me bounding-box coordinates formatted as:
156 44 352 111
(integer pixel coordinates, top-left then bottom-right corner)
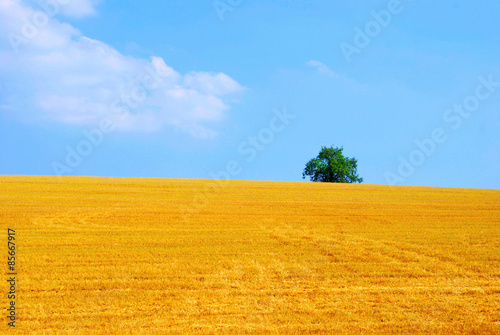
1 175 499 334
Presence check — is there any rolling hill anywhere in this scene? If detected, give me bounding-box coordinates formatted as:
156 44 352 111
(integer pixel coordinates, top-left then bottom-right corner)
1 175 499 334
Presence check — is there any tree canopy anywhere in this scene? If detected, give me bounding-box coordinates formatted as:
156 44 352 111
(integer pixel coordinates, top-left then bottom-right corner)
303 146 363 183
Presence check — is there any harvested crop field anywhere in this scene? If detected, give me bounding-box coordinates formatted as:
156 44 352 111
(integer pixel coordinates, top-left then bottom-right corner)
1 175 499 334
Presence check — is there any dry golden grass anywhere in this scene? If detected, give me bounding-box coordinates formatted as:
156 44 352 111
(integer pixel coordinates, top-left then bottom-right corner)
0 175 499 334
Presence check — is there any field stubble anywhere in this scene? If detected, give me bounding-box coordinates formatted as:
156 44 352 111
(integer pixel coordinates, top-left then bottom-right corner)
0 176 499 334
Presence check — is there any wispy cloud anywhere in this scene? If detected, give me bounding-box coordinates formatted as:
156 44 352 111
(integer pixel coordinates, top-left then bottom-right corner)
0 0 244 138
58 0 101 18
21 0 101 18
307 60 339 78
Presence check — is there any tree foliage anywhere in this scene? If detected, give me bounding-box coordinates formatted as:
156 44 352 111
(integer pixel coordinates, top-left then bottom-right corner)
303 146 363 183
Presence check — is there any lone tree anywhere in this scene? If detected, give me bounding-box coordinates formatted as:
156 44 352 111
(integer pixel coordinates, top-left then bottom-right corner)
303 146 363 183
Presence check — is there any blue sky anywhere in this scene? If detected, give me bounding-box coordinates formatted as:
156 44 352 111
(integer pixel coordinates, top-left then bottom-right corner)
0 0 499 188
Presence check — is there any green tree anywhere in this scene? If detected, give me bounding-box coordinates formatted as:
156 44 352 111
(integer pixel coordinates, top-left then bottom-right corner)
303 146 363 183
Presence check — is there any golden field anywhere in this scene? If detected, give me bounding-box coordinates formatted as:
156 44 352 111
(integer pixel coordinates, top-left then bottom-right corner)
1 175 499 334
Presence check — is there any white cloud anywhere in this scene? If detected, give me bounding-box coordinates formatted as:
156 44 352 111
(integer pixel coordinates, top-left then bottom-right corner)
0 0 244 138
21 0 101 18
184 72 243 96
59 0 101 18
307 60 339 78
